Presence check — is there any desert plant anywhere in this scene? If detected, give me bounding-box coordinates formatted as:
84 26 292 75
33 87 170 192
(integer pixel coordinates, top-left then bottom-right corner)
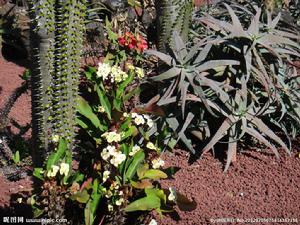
27 0 87 165
149 3 300 171
146 32 240 153
155 0 193 52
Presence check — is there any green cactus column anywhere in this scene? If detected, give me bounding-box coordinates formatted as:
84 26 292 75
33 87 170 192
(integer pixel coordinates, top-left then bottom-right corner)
28 0 86 166
155 0 193 52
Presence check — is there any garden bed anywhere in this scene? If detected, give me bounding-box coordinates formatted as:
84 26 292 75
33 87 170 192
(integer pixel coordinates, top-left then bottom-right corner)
1 56 299 224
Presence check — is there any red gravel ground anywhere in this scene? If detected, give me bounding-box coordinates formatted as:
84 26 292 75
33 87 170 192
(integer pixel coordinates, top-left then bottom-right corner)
1 57 300 224
156 148 300 225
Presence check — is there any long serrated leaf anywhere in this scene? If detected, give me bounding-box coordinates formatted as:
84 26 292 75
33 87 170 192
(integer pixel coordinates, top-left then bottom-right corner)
244 126 279 158
177 112 194 143
195 60 240 73
247 7 261 35
173 31 187 62
249 117 290 155
224 132 237 173
224 3 245 35
193 43 212 65
151 67 181 82
202 116 235 155
145 50 174 66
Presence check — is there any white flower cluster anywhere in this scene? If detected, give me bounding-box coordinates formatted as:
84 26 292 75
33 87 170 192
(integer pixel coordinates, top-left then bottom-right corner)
101 145 126 167
131 113 153 128
102 170 110 182
129 145 141 156
126 63 145 78
101 131 122 143
151 157 165 169
47 162 70 177
97 62 128 83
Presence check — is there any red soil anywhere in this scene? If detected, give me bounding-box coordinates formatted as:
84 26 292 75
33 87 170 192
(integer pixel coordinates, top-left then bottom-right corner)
157 148 300 225
1 57 300 224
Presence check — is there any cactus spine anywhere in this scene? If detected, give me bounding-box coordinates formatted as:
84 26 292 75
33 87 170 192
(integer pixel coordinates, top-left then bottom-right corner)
28 0 86 166
156 0 193 52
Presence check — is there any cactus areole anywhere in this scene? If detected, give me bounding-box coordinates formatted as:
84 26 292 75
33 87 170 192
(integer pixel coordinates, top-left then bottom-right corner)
28 0 86 166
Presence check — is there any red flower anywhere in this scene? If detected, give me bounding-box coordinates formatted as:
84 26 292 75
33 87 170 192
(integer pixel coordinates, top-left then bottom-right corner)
136 34 148 53
118 37 126 46
118 32 148 53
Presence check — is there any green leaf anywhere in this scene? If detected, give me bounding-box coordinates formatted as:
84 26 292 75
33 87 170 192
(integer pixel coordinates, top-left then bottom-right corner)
13 151 20 164
85 67 96 80
95 85 111 120
33 168 44 180
141 169 168 180
77 96 102 129
124 194 161 212
125 150 145 181
137 163 149 179
116 72 134 99
84 200 93 225
145 188 166 204
70 189 90 204
130 179 153 189
123 87 141 101
46 139 67 171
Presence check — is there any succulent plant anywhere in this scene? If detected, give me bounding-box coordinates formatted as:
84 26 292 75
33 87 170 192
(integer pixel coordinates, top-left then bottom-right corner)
155 0 193 52
28 0 87 165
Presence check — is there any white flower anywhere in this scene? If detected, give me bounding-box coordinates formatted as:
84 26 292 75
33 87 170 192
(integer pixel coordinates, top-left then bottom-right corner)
149 219 158 225
102 131 122 143
110 152 126 167
131 112 138 118
111 66 128 83
115 198 124 206
102 170 110 182
59 163 70 176
97 62 111 80
101 148 110 161
168 187 177 202
47 165 59 177
111 181 120 190
105 190 113 198
129 145 141 156
106 145 117 156
108 204 114 212
126 63 135 71
146 142 157 150
151 158 165 169
98 106 105 113
118 190 124 195
135 67 144 78
146 118 153 128
52 134 60 143
134 115 145 125
123 112 129 117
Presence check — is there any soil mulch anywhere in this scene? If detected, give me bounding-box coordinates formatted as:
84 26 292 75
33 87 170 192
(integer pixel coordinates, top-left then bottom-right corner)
1 57 300 224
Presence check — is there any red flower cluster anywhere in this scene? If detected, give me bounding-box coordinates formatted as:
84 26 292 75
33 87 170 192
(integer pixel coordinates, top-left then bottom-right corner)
118 32 148 53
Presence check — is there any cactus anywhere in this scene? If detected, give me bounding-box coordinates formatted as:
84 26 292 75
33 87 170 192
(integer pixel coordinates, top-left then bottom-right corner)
28 0 86 166
155 0 193 52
